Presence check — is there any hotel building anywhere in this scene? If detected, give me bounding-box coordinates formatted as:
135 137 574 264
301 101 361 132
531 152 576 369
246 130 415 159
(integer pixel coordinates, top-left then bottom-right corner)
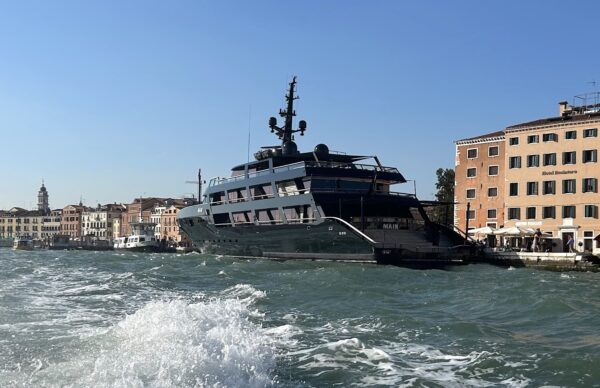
454 131 506 241
455 94 600 253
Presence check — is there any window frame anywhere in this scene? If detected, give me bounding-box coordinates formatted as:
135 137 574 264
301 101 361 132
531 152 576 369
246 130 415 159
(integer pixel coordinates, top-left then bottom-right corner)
562 205 576 219
526 207 536 220
582 149 597 163
542 206 556 219
488 145 499 157
527 154 540 168
583 128 598 138
562 151 576 165
508 208 521 220
509 156 522 169
543 180 556 195
562 179 576 194
466 148 478 159
543 153 557 166
488 165 499 176
526 181 539 196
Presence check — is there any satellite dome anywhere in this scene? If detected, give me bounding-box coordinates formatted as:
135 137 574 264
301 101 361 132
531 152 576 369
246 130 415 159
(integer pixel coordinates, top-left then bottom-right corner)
282 141 298 156
314 143 329 155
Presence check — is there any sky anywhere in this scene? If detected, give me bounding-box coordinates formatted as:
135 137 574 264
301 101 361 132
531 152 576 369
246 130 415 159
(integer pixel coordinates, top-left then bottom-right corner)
1 0 599 209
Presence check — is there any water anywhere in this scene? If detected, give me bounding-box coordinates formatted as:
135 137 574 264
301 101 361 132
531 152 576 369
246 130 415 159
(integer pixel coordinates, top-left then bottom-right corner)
1 249 600 387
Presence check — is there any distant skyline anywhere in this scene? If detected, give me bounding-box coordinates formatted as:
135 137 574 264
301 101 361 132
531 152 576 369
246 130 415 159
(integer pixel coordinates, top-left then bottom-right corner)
1 0 600 209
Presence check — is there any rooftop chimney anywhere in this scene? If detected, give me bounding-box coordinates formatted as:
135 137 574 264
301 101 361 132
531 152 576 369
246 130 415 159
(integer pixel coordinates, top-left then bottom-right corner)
559 101 570 116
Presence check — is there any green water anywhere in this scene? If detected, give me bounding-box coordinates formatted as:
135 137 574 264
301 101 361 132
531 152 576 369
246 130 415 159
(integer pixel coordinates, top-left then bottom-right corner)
1 248 599 387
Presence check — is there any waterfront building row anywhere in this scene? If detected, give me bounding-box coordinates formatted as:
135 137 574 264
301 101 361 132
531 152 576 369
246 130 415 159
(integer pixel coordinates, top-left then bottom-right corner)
455 94 600 253
0 183 195 246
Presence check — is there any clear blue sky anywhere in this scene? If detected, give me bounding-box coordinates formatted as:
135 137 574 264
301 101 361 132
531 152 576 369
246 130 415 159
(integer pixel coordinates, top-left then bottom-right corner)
1 0 599 209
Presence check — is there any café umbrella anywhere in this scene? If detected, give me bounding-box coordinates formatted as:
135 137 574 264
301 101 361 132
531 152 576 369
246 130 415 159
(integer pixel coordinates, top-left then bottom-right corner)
493 226 536 236
468 226 496 235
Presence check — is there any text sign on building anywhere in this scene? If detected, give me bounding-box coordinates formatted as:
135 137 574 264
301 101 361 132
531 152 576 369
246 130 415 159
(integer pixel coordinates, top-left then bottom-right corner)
542 170 578 176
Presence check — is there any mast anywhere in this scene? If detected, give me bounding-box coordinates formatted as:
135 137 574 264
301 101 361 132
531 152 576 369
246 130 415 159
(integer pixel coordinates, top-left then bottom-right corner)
281 76 297 144
268 77 307 153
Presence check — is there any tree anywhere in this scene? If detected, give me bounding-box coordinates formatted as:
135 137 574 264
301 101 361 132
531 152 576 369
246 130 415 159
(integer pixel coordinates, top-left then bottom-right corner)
432 168 455 224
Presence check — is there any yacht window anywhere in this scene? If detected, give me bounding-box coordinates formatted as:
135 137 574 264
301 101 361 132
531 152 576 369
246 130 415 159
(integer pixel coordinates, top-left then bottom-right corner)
283 206 301 222
277 180 299 196
250 184 273 200
213 213 231 225
209 191 226 204
232 211 252 225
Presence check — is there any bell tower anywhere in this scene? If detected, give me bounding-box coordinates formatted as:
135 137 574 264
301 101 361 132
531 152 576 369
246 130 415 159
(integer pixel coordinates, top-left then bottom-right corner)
37 181 50 214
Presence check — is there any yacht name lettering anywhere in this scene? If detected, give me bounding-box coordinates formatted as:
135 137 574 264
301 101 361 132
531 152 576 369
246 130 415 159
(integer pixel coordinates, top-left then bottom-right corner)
542 170 577 176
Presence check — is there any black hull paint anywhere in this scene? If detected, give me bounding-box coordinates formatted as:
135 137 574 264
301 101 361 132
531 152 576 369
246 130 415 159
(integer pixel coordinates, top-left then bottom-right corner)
180 218 468 266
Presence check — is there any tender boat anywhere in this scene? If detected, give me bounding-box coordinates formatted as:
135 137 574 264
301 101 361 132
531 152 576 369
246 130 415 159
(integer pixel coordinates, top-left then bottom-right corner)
177 77 469 266
114 221 160 252
13 236 35 251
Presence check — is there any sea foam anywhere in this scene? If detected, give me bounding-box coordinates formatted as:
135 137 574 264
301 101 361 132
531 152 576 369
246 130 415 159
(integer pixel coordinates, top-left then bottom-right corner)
17 285 277 387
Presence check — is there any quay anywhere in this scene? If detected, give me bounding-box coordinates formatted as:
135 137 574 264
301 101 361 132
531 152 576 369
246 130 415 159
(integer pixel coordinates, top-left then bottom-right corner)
470 249 600 272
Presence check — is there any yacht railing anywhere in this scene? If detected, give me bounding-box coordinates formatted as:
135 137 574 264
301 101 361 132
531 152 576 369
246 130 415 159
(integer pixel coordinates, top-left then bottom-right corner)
305 161 399 173
208 160 401 188
213 217 317 227
209 188 415 205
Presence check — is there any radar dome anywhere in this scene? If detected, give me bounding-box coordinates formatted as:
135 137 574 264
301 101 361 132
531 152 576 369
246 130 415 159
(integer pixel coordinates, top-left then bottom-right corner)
314 143 329 155
282 141 298 156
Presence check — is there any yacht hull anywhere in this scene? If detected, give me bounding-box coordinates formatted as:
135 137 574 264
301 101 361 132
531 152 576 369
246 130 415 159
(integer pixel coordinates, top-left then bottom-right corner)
179 217 467 266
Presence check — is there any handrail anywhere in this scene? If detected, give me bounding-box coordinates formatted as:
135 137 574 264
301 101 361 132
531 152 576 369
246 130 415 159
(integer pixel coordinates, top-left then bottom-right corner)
322 216 376 244
208 160 403 187
208 188 416 206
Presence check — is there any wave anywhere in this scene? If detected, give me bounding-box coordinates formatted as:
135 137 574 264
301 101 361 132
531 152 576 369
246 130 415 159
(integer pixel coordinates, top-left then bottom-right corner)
6 285 277 387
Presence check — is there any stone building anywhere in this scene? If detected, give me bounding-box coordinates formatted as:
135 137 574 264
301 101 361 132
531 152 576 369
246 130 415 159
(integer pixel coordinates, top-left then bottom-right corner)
454 131 506 237
42 209 62 240
160 203 192 247
60 204 89 240
37 182 50 215
455 93 600 253
81 204 126 241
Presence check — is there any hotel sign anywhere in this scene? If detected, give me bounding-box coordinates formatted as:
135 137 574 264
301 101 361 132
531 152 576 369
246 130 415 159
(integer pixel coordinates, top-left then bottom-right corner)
542 170 578 176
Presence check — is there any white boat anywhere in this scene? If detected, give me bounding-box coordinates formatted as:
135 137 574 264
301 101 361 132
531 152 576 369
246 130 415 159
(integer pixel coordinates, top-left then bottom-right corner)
114 221 159 252
13 236 34 251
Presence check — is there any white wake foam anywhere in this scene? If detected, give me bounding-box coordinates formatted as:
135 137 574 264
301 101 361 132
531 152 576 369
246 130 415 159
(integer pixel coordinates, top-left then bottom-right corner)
14 285 278 387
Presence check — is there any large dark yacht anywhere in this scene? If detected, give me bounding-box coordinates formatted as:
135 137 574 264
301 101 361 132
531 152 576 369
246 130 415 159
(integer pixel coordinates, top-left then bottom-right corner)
178 78 469 265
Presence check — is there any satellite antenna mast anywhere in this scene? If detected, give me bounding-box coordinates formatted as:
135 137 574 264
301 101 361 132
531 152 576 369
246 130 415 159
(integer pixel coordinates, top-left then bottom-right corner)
267 76 308 154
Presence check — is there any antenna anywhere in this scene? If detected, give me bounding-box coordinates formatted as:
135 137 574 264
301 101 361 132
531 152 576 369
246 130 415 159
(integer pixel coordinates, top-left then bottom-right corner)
588 80 597 90
247 105 252 164
185 168 203 204
267 76 308 154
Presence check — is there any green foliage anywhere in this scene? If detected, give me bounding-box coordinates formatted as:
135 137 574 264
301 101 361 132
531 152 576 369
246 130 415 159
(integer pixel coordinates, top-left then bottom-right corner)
432 168 455 224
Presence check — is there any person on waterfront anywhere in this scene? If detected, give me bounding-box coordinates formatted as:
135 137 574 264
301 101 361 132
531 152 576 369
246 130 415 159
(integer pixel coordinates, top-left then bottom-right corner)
532 228 542 252
566 235 575 253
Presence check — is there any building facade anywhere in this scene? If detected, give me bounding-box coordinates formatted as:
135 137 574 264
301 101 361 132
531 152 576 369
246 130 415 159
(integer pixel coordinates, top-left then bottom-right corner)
160 204 192 247
60 204 87 240
455 131 506 239
455 96 600 253
42 209 62 240
81 204 125 241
